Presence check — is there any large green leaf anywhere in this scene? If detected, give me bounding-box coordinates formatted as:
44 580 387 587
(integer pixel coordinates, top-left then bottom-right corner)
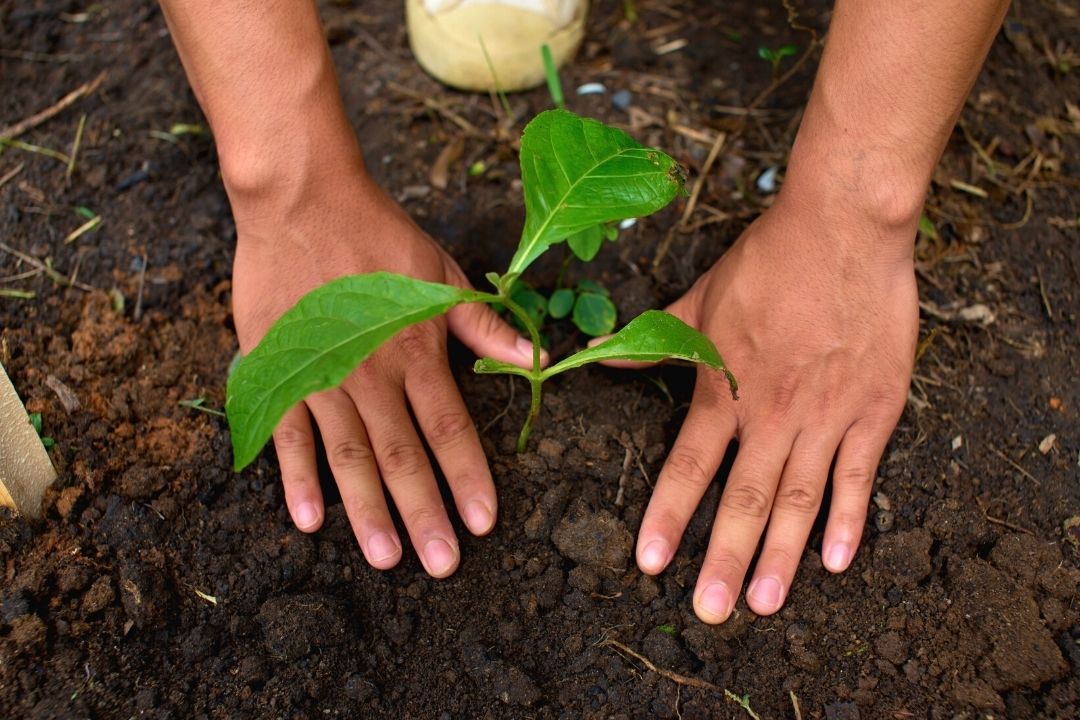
508 109 685 275
226 272 481 470
542 310 738 397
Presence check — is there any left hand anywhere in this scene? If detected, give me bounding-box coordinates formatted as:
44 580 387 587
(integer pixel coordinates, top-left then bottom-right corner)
635 196 919 623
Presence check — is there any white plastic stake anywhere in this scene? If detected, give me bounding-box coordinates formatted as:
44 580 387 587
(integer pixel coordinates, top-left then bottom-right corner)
0 362 56 518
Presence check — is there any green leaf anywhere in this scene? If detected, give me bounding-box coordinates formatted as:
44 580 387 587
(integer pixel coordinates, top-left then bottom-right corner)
567 224 605 262
572 292 617 336
510 284 547 329
757 46 775 62
777 44 799 58
548 288 575 319
543 310 736 400
541 43 565 109
577 278 610 297
508 109 685 276
226 272 482 470
29 412 43 436
657 624 677 635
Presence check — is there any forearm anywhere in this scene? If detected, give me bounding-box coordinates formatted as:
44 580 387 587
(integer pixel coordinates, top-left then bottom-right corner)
159 0 362 200
782 0 1010 247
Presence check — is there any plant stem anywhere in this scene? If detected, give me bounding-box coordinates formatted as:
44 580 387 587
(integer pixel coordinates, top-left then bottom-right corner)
498 294 545 452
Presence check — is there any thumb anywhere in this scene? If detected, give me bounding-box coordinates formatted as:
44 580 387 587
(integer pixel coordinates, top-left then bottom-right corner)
447 302 548 370
441 257 548 370
590 284 703 369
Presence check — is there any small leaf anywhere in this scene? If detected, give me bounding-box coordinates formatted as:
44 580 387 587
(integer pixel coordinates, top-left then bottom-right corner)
549 288 575 319
777 44 799 58
29 412 43 436
567 224 606 262
917 212 939 241
657 624 677 635
544 310 737 401
510 285 548 329
41 437 55 450
577 278 610 297
757 46 775 61
226 273 482 470
509 110 685 275
603 224 619 241
573 292 617 336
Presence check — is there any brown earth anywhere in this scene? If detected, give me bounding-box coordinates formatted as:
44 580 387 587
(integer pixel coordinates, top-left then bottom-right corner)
2 1 1079 718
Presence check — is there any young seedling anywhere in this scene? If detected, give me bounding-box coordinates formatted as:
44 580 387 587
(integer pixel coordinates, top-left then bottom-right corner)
225 110 738 470
758 43 799 79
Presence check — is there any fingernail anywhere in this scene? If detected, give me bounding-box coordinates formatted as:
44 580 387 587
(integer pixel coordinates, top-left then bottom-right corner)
748 576 783 612
423 538 458 577
515 336 534 360
825 542 851 572
463 500 494 535
294 502 319 530
367 532 400 564
697 582 732 622
639 540 670 574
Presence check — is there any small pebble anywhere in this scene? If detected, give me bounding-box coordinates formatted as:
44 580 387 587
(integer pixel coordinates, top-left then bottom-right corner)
874 509 895 533
576 82 606 95
611 89 633 111
756 166 779 193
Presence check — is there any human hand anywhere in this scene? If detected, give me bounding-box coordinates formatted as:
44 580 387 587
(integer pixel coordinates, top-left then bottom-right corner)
637 197 918 622
230 168 542 578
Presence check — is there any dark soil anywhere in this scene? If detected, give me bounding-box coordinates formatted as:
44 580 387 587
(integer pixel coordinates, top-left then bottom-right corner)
2 1 1079 718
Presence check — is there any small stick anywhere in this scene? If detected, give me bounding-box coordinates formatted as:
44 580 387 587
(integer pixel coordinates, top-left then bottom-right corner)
600 638 717 690
791 690 803 720
66 113 87 178
1035 265 1053 321
133 253 148 321
0 241 94 291
0 72 105 140
0 163 24 190
990 446 1041 486
615 446 633 507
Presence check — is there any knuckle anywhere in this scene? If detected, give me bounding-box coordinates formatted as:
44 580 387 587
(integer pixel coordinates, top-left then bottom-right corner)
701 550 744 580
425 409 472 449
379 441 427 479
403 504 445 533
768 374 800 415
663 448 715 490
776 481 821 514
329 439 375 470
274 424 313 452
721 483 772 520
396 324 441 357
834 463 876 493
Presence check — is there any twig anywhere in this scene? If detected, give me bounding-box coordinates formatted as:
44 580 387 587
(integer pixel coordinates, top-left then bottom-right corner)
791 690 803 720
0 163 24 190
615 446 633 507
0 241 94 291
0 72 105 140
600 638 717 690
651 130 726 269
133 253 148 321
1035 265 1053 321
990 446 1041 486
481 375 516 433
975 497 1034 535
66 113 87 178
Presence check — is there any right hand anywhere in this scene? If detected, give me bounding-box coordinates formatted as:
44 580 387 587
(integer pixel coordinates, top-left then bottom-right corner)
229 165 542 578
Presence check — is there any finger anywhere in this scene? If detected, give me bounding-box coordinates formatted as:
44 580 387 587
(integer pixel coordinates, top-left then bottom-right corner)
636 376 737 576
405 360 497 537
442 260 548 370
693 427 794 624
272 403 323 532
349 383 460 579
746 430 841 616
821 417 892 573
306 389 402 569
